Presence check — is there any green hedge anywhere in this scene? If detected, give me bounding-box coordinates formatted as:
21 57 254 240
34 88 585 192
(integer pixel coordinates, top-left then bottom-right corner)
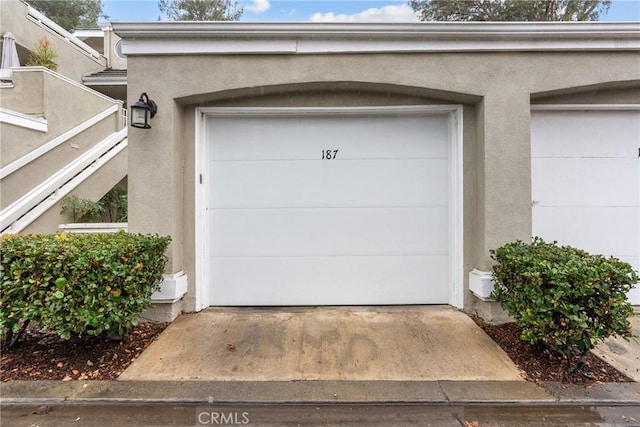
490 237 637 359
1 232 170 342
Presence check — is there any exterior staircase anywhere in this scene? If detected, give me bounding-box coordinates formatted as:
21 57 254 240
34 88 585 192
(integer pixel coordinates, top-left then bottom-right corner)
0 67 127 234
1 1 128 235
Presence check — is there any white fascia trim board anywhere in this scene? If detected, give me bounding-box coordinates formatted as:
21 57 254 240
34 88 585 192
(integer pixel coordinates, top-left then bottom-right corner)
112 21 640 37
112 22 640 55
194 105 464 310
120 39 297 55
121 38 640 55
152 271 188 303
0 108 47 132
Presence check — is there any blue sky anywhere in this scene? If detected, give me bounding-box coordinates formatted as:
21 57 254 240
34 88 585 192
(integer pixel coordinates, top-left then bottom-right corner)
102 0 640 22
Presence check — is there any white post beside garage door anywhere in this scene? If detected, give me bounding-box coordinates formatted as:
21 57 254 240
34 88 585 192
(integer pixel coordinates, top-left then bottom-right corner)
195 106 463 309
531 105 640 305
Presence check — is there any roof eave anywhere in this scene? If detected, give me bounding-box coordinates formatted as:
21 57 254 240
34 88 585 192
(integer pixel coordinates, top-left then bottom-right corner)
111 21 640 38
111 21 640 55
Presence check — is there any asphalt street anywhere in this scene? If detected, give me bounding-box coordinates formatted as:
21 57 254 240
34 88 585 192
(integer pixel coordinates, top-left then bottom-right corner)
3 403 640 427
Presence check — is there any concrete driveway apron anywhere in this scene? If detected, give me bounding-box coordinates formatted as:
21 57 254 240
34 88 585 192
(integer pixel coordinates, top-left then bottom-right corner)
119 306 523 381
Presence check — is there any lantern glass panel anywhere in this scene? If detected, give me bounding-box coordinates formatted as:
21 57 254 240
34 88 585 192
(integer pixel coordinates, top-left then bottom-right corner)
131 107 148 126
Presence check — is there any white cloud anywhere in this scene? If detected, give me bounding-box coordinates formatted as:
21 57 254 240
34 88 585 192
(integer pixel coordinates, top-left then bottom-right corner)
309 4 419 22
245 0 271 14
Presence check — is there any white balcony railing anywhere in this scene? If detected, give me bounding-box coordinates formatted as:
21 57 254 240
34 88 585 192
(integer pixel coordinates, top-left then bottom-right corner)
26 5 103 62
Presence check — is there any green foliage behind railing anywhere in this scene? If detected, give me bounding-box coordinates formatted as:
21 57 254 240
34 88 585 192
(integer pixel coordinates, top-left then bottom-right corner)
61 188 128 223
61 195 103 222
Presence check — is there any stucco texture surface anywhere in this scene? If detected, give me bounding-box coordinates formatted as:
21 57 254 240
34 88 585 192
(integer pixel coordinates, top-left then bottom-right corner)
124 47 640 313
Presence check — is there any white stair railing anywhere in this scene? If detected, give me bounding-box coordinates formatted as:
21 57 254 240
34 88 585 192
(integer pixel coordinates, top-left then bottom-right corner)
0 104 119 179
0 108 48 132
26 5 103 62
0 129 127 234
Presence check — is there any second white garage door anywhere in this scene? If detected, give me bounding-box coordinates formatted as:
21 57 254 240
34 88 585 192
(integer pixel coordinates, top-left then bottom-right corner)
203 107 455 306
531 107 640 305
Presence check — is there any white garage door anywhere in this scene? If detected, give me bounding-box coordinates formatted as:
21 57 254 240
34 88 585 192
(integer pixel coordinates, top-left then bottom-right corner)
531 107 640 305
203 107 454 306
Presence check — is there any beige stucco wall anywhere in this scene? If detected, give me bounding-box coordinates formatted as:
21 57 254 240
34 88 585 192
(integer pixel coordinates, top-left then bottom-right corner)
532 84 640 104
1 66 126 235
104 29 127 70
0 69 119 166
1 68 123 209
125 50 640 312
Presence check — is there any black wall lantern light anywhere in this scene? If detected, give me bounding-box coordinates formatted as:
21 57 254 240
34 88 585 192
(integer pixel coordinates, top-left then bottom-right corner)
130 93 157 129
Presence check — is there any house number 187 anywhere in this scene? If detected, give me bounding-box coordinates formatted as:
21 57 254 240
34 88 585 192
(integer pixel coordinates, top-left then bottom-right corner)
322 149 339 160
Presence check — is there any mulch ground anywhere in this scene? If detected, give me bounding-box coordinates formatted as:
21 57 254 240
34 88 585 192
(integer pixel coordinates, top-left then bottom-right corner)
1 322 167 381
1 317 634 383
470 314 634 384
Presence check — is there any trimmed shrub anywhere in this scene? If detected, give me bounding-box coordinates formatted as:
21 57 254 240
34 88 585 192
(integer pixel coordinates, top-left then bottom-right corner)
0 232 170 344
490 237 637 360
